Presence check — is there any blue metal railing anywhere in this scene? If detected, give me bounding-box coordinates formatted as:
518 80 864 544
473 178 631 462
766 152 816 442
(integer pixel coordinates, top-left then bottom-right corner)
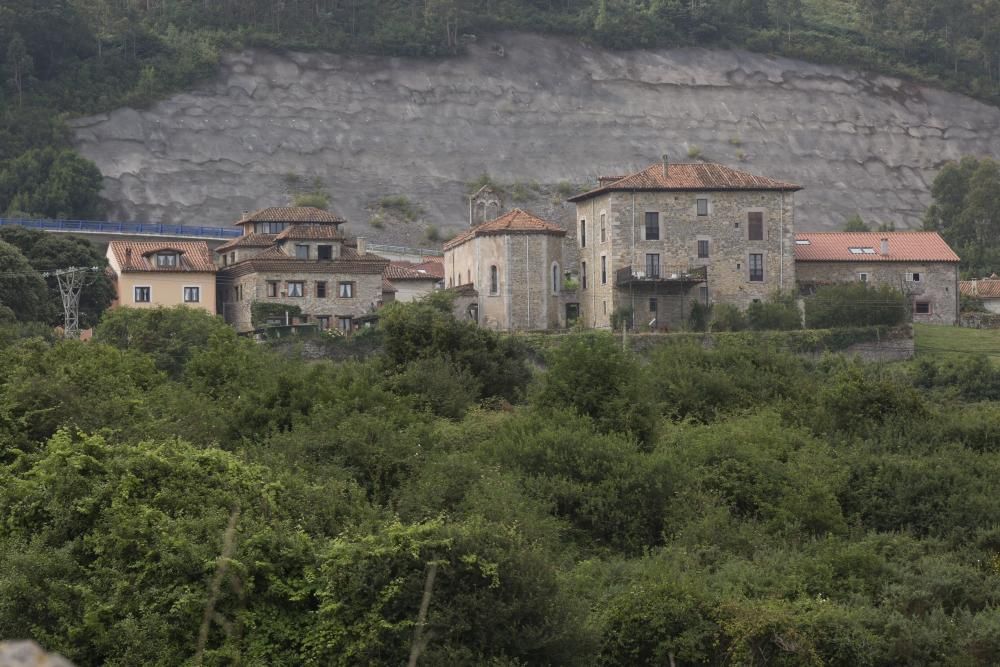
0 217 241 239
368 242 443 257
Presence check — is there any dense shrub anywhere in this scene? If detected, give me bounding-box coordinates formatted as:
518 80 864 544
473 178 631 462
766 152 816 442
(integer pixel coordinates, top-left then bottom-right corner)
805 283 907 328
747 292 802 331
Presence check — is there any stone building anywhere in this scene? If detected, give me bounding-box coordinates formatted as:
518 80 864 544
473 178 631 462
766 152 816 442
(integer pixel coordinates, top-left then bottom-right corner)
444 208 571 330
567 158 800 330
960 275 1000 313
384 260 444 302
106 240 217 313
795 231 960 325
215 207 388 332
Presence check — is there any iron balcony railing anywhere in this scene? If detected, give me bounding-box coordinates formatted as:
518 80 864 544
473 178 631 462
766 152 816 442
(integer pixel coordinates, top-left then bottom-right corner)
616 264 708 286
0 217 241 239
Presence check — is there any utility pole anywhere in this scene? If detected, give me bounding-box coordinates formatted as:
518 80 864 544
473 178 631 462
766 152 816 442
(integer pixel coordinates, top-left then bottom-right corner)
42 267 99 339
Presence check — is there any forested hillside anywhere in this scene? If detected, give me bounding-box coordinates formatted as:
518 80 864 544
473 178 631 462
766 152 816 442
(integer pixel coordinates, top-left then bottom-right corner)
2 0 1000 219
3 301 1000 664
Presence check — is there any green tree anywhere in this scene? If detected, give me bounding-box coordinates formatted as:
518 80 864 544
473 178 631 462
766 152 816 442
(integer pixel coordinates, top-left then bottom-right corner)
5 34 33 107
0 238 49 322
843 213 870 231
0 148 104 219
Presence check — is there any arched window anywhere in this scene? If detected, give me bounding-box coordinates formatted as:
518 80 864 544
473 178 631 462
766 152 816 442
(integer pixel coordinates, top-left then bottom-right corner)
552 262 560 294
489 265 499 295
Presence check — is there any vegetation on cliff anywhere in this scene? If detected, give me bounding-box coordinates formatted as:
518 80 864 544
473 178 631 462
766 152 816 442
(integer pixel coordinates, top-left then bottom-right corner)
2 0 1000 219
3 302 1000 663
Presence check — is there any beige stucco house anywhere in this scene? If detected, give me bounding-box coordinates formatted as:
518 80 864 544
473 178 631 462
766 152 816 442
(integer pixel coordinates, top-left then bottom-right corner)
795 231 960 325
215 207 388 332
106 240 217 313
567 158 800 330
384 261 444 302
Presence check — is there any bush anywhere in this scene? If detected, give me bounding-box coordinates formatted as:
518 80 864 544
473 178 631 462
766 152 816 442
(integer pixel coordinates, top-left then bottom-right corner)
710 303 747 331
747 292 801 331
689 301 711 331
805 283 907 328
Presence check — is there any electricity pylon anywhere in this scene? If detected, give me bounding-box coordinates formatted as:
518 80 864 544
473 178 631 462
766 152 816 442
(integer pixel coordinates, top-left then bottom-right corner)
42 266 100 339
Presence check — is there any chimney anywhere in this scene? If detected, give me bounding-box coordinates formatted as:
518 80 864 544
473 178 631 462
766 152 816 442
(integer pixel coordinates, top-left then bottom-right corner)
125 247 132 266
880 237 889 256
357 237 367 256
662 154 669 178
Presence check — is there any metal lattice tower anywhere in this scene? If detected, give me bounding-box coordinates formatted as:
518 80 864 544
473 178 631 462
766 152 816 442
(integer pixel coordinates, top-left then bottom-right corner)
42 267 99 339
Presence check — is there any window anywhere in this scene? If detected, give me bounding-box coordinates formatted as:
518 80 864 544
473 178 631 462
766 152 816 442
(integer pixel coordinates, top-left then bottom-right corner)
649 298 657 313
580 220 587 247
318 245 333 260
748 212 764 241
849 247 876 255
222 254 228 267
338 282 354 298
600 214 606 243
906 272 921 282
183 286 200 303
295 244 310 259
267 281 279 297
467 270 471 285
490 265 499 295
749 253 764 282
581 262 587 290
645 212 659 240
288 281 304 297
338 316 353 332
155 252 178 268
134 286 151 303
317 316 331 330
645 253 660 278
601 256 607 284
699 285 709 303
316 281 327 298
258 222 287 234
795 239 811 245
229 252 236 265
697 239 709 259
696 198 708 216
858 272 869 283
552 264 560 294
915 302 931 314
603 301 607 315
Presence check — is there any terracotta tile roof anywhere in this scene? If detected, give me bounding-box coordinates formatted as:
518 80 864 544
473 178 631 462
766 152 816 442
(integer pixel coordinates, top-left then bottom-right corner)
382 278 398 293
275 224 344 241
109 241 216 273
385 261 444 281
216 233 276 252
235 207 347 225
341 246 388 262
220 257 388 278
794 232 960 263
568 162 801 201
413 260 445 280
444 209 566 250
960 278 1000 298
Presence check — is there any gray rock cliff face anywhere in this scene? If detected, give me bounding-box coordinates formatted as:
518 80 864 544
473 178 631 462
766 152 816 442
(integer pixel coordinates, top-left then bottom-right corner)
70 33 1000 242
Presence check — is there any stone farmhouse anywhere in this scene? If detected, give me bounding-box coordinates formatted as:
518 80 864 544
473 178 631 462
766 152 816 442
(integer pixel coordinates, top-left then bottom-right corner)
106 240 216 314
795 232 960 325
215 207 388 332
566 157 800 330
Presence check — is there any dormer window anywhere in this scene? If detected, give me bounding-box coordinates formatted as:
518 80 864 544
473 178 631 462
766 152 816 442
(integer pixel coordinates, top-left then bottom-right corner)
155 252 179 268
257 222 287 234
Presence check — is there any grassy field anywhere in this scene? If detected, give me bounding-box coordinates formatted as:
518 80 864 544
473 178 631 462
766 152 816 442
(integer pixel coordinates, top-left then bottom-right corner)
914 323 1000 363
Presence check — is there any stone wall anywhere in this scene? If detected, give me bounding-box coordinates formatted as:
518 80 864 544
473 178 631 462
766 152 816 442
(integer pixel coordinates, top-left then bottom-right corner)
220 270 383 332
70 33 1000 246
796 260 959 325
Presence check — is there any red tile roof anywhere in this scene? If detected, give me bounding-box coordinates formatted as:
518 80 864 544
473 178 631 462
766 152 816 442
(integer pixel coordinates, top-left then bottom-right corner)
412 260 445 280
794 232 960 263
385 261 444 281
568 162 801 201
960 278 1000 298
220 257 388 278
235 207 346 225
216 233 276 252
109 241 216 273
444 209 566 250
275 224 344 241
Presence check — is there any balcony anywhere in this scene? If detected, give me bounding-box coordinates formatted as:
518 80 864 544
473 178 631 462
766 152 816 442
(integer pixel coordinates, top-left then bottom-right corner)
616 264 707 287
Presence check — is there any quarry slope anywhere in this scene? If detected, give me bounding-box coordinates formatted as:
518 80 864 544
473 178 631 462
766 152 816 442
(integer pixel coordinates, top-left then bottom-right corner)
71 33 1000 243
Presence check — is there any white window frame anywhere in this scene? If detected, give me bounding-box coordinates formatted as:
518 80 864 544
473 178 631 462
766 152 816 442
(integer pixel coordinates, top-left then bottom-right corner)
183 285 200 303
858 272 869 283
134 285 151 303
155 252 178 268
906 272 921 282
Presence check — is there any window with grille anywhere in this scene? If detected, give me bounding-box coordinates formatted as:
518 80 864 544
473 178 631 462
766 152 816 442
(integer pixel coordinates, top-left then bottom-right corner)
316 281 327 298
645 253 660 278
749 254 764 281
645 212 659 240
